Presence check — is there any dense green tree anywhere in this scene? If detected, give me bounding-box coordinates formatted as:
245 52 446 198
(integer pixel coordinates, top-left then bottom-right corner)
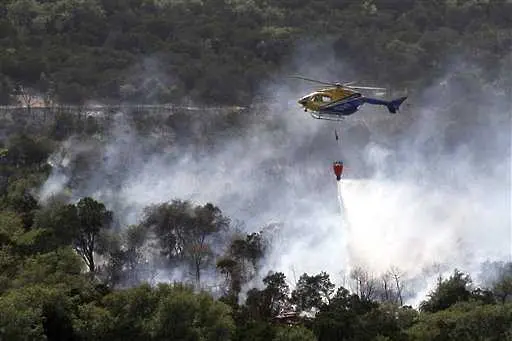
488 262 512 304
408 301 512 341
2 177 40 228
11 247 85 289
419 270 475 313
0 209 31 291
97 223 151 288
3 133 52 169
244 272 291 321
142 200 230 285
217 231 267 303
273 325 317 341
311 286 378 341
290 272 335 314
149 284 235 341
0 285 56 341
0 0 510 104
32 198 80 251
0 1 511 340
92 283 156 341
74 197 114 272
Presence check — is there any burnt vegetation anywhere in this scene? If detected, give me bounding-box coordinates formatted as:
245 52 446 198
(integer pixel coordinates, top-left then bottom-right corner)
0 0 511 340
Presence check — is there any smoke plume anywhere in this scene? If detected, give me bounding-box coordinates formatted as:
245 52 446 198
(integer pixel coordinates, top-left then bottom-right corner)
38 50 511 305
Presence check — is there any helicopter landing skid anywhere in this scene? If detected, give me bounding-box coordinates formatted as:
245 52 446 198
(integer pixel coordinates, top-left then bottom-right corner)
310 112 347 121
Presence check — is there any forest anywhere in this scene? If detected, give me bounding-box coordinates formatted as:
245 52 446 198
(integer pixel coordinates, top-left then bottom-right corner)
0 0 511 105
1 129 512 340
1 0 512 340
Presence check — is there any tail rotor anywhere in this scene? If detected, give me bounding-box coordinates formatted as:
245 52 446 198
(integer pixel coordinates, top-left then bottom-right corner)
387 96 408 114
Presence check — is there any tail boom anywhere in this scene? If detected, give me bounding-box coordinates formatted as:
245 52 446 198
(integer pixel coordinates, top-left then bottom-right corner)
363 96 408 114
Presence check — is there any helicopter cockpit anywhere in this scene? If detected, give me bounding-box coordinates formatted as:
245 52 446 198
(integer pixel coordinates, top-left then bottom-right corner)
298 93 313 105
314 94 332 103
299 92 332 105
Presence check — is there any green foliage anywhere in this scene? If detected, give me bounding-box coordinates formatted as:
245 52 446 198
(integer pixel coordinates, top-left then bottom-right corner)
2 178 40 228
0 210 25 246
98 224 150 288
142 199 231 284
149 285 235 341
4 133 53 168
0 210 27 291
408 301 512 341
0 286 50 340
290 271 335 313
75 196 114 272
245 272 291 321
488 262 512 304
419 269 481 313
11 247 85 289
0 175 511 341
217 231 267 303
274 325 317 341
32 198 80 251
75 283 235 341
0 1 511 340
312 286 379 341
0 0 510 104
73 303 115 341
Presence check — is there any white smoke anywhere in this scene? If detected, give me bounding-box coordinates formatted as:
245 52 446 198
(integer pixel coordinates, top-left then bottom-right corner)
37 50 511 306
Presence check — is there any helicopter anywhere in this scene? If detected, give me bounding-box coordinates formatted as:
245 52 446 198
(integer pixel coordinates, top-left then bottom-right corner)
293 76 408 121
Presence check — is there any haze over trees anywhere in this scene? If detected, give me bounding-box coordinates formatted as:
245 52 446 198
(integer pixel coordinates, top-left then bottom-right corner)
0 0 511 340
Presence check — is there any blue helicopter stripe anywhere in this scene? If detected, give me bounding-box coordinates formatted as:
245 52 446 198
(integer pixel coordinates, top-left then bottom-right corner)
322 93 362 109
320 94 365 115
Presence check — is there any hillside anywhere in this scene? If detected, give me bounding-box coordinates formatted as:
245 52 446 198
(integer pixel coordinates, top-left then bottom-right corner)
0 1 511 341
1 0 511 105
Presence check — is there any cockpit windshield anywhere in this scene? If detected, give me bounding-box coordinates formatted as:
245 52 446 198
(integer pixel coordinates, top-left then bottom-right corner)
312 94 332 103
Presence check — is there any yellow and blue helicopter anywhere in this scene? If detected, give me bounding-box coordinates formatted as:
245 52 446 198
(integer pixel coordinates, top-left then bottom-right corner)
293 76 408 121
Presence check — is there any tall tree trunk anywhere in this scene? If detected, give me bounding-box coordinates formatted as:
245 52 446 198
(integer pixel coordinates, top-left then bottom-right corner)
195 258 201 288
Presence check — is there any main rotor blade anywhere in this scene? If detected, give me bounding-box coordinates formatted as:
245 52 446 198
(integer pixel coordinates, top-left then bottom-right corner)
291 76 386 90
346 85 387 90
290 76 338 86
